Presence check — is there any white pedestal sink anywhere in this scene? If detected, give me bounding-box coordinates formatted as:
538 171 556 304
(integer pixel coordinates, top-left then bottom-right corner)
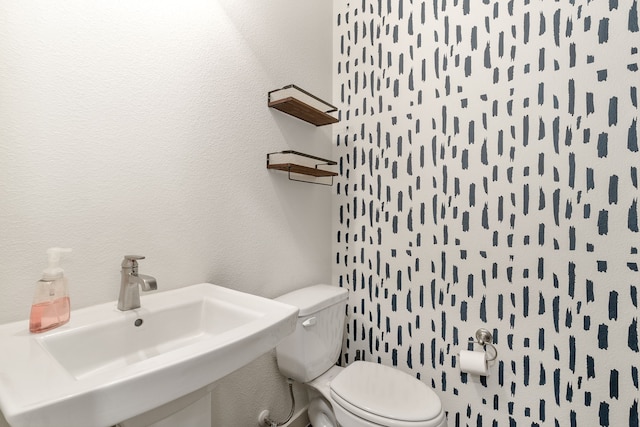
0 283 299 427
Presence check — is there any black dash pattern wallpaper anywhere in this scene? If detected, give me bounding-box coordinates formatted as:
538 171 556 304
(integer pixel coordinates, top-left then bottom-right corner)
333 1 639 426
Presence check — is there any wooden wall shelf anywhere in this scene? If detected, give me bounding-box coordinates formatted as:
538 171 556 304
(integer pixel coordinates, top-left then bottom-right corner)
268 85 339 126
267 151 338 186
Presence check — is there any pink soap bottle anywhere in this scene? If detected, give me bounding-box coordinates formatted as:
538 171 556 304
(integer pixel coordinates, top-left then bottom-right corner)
29 248 72 333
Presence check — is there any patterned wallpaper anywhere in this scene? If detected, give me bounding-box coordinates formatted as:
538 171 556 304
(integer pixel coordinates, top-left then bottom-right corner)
333 1 639 426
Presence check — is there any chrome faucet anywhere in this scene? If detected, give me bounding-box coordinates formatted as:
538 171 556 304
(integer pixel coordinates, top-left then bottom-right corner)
118 255 157 311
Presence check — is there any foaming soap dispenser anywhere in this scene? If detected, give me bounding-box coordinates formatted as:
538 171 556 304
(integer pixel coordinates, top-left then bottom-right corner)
29 247 72 333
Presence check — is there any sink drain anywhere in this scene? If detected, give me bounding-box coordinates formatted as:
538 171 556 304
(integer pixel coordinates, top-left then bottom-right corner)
134 318 144 327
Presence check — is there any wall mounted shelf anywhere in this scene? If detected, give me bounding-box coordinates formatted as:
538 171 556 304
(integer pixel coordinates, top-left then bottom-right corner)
268 85 339 126
267 151 338 186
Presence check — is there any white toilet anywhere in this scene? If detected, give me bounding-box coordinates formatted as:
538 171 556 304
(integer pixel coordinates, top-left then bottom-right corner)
275 284 447 427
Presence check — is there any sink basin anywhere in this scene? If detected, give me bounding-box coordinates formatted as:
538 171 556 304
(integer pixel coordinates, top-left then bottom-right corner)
40 295 264 380
0 283 299 427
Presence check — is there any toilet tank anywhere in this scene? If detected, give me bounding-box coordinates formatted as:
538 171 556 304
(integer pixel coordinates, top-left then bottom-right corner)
275 285 348 383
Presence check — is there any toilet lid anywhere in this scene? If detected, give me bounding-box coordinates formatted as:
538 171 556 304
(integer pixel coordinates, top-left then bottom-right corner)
330 361 442 423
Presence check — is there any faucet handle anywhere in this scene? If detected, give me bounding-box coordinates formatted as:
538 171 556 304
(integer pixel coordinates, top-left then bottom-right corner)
122 255 145 268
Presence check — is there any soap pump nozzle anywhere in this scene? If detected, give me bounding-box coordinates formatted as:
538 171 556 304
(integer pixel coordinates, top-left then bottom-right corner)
42 247 72 281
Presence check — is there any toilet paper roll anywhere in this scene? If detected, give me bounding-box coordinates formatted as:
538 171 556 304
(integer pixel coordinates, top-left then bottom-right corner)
459 350 489 376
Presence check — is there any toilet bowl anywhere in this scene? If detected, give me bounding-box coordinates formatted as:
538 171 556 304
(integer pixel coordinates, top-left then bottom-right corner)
307 396 337 427
275 285 447 427
306 364 446 427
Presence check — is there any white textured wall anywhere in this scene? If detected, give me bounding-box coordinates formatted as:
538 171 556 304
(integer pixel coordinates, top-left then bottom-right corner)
0 0 332 425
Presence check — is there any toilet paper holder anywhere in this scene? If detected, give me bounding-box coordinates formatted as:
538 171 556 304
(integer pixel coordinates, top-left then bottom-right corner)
470 328 498 362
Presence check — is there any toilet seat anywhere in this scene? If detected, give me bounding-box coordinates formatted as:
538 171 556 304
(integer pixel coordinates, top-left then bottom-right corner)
329 361 443 427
